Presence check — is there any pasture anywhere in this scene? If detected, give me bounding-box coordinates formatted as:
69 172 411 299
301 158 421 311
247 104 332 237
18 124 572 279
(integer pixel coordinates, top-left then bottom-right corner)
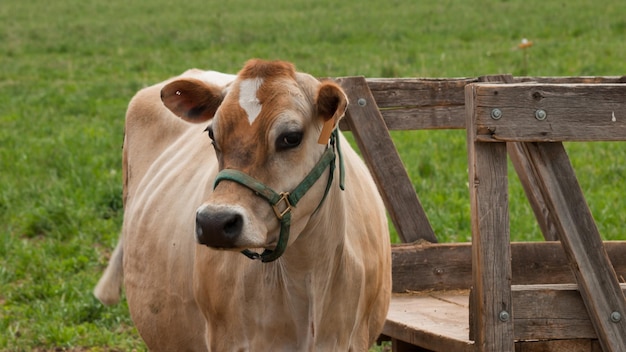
1 0 625 350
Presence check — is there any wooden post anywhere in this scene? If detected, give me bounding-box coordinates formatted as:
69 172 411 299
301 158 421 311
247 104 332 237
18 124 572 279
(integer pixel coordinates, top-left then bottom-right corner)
465 84 514 351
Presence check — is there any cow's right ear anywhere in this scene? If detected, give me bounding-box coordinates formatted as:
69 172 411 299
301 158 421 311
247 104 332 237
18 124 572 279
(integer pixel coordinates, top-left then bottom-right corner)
315 81 348 144
161 79 224 123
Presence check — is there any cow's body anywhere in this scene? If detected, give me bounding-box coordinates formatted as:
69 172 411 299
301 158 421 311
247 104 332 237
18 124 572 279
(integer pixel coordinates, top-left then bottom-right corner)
94 60 391 351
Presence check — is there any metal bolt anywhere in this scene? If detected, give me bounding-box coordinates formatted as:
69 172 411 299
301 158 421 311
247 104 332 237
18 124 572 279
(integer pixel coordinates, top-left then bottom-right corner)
535 109 547 120
498 310 510 322
357 98 367 106
490 108 503 120
610 311 622 323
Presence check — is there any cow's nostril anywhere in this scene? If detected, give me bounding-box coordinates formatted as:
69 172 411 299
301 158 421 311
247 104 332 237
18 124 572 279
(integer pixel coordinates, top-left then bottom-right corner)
223 214 243 237
195 210 243 248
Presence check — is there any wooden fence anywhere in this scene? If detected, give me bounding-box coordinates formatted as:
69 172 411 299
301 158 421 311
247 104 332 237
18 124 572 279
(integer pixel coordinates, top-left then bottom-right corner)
334 75 626 352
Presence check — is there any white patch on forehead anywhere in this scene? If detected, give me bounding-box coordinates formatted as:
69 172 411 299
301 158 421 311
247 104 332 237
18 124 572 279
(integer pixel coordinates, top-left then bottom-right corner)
238 78 264 124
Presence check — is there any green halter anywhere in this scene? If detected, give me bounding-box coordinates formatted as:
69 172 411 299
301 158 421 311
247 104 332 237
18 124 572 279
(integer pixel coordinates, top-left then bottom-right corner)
212 129 344 262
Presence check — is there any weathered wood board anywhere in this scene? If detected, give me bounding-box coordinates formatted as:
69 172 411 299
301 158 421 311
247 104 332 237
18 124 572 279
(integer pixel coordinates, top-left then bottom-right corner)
512 284 626 341
469 83 626 142
391 241 626 293
466 83 515 351
383 292 473 352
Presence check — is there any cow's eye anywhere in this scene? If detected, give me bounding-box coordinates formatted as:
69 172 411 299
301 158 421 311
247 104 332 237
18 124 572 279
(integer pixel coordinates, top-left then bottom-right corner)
205 126 221 151
276 131 303 151
205 126 215 141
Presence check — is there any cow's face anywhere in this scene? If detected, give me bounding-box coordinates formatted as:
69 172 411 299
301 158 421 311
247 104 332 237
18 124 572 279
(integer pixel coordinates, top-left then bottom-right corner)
161 59 347 255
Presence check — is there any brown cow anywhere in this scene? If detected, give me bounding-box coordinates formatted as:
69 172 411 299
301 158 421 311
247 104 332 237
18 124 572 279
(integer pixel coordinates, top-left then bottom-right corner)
94 59 391 351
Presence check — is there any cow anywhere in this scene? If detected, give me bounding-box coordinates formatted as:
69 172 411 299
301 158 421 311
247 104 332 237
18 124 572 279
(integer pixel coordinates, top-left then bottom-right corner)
94 59 391 351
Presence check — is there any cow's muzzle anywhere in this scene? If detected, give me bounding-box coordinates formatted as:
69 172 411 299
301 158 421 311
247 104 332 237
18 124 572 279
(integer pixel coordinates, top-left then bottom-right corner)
195 209 244 248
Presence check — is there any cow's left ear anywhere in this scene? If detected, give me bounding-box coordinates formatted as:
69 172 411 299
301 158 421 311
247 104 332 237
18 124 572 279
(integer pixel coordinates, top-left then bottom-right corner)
315 81 348 144
161 78 224 123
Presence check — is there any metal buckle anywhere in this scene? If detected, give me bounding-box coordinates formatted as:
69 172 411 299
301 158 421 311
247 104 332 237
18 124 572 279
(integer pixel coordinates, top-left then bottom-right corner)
272 192 292 220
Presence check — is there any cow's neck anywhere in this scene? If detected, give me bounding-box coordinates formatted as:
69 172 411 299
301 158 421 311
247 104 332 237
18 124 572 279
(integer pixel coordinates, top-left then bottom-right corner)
282 183 345 270
276 186 355 348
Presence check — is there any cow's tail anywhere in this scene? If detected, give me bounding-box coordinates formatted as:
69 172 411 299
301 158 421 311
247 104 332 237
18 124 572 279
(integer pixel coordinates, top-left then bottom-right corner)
93 238 124 306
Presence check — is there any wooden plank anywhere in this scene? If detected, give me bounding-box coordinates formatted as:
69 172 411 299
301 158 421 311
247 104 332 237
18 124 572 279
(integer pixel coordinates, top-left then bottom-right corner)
515 339 602 352
513 284 626 340
391 241 626 293
336 76 437 243
383 293 473 352
339 105 466 131
378 105 466 130
471 83 626 142
364 77 476 109
366 76 625 110
392 243 472 292
339 77 471 131
519 142 626 351
520 76 626 84
465 84 514 351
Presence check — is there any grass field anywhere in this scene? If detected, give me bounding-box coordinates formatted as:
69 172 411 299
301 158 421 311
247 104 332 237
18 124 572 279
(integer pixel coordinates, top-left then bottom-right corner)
1 0 625 350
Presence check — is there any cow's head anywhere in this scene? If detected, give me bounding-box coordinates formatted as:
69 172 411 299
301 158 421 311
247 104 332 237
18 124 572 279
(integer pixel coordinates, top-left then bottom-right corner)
161 59 348 261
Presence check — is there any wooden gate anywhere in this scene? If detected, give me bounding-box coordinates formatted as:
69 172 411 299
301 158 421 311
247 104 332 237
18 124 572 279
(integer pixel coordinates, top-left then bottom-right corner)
334 75 626 352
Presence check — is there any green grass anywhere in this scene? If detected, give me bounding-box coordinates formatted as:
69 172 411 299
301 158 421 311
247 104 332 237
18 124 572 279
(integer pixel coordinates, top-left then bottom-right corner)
1 0 625 350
